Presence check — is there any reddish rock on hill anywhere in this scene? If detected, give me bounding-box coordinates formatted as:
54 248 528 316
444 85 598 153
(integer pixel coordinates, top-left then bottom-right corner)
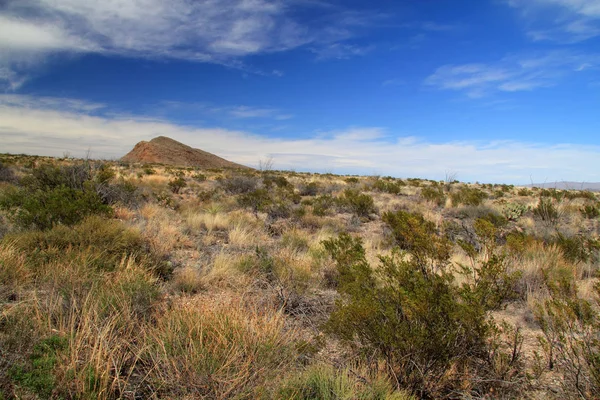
121 136 250 169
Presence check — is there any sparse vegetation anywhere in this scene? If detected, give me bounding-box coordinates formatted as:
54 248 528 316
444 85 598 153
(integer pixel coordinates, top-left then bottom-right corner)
1 153 599 399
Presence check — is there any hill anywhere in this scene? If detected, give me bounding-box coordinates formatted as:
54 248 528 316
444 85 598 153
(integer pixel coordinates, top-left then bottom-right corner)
121 136 250 169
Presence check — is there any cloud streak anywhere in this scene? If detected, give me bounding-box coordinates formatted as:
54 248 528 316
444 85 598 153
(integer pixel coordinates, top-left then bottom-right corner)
0 0 378 89
426 51 598 97
1 94 599 184
507 0 600 42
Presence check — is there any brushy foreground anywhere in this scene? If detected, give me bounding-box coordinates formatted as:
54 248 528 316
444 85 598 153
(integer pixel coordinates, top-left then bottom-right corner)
0 154 599 399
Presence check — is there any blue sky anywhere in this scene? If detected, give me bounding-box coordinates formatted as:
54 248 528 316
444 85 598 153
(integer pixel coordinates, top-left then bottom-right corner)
0 0 599 183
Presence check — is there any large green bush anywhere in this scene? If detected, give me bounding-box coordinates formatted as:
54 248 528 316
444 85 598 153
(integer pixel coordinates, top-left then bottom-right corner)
340 189 376 218
322 232 523 398
0 163 113 230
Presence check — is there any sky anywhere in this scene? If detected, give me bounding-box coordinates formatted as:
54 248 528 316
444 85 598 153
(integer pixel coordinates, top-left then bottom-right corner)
0 0 599 183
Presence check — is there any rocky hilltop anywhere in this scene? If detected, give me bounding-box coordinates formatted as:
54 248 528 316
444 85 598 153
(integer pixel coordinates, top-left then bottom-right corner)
121 136 250 169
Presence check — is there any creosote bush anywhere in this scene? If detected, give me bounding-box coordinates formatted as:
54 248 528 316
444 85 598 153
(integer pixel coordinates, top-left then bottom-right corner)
450 186 488 207
322 232 524 398
340 188 376 218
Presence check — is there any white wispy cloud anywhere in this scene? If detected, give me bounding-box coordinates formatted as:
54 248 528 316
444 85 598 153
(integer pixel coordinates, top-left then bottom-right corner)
228 106 293 120
1 94 599 183
0 0 378 89
508 0 600 42
159 101 293 121
426 51 598 97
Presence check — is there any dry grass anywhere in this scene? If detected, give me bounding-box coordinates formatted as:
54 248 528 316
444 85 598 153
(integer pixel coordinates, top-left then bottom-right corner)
145 297 297 398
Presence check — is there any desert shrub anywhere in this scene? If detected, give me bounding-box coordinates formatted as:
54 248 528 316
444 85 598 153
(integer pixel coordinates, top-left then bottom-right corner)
517 187 532 196
275 364 412 400
505 231 538 257
0 183 111 230
345 177 359 184
0 163 116 230
0 162 16 183
267 199 292 220
322 233 523 398
382 210 450 270
143 166 156 175
534 276 600 398
407 178 422 187
168 176 186 194
456 218 522 309
450 186 487 207
238 189 272 214
581 203 600 219
191 172 206 182
503 202 528 221
263 175 293 190
21 163 91 191
223 175 259 194
94 163 115 184
540 188 565 201
479 211 508 228
339 189 376 218
420 186 445 206
299 181 320 196
97 179 145 207
312 194 336 216
373 179 403 195
565 190 597 201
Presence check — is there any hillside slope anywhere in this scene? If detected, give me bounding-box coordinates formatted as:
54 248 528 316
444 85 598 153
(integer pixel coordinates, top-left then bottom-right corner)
121 136 250 169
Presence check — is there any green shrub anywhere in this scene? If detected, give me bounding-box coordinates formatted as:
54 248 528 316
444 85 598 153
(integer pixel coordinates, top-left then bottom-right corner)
192 173 206 182
238 189 272 214
0 163 114 230
517 188 532 196
565 190 597 201
373 179 404 195
263 175 293 190
322 233 521 398
0 183 111 230
456 218 522 309
450 187 487 207
382 210 450 271
143 167 156 175
223 175 259 194
312 194 336 216
420 186 445 206
168 176 186 194
299 181 320 196
340 189 376 218
345 177 359 184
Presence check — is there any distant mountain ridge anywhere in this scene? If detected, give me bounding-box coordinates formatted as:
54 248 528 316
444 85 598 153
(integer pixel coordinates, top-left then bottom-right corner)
121 136 250 169
527 181 600 192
